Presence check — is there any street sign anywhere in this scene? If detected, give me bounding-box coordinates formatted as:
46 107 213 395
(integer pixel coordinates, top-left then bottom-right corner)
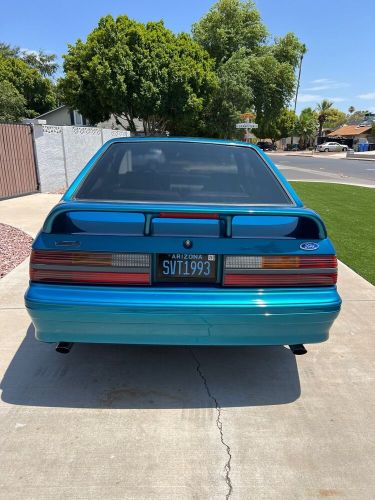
236 122 258 129
240 113 256 120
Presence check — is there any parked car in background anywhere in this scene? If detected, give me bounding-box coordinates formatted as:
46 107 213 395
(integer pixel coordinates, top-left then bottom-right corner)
317 142 348 152
256 141 276 151
284 143 301 151
25 138 341 354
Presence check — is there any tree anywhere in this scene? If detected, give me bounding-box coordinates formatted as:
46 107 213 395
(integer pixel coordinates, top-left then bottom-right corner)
294 107 318 149
0 42 58 77
324 108 346 129
272 34 306 69
348 106 355 114
59 15 217 135
0 42 20 59
20 49 58 77
192 0 268 65
192 0 305 138
199 50 253 138
0 80 26 121
255 108 297 143
0 55 56 117
347 110 370 124
316 99 333 137
247 54 296 130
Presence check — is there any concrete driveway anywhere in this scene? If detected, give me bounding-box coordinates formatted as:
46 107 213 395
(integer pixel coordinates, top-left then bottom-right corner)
0 194 374 500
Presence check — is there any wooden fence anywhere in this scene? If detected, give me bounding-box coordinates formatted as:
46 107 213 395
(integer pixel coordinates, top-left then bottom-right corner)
0 123 39 198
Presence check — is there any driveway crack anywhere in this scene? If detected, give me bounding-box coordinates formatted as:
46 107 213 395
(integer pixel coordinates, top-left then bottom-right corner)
190 349 233 499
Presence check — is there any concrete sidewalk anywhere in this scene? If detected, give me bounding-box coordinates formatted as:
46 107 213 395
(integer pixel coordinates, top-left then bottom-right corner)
0 194 374 499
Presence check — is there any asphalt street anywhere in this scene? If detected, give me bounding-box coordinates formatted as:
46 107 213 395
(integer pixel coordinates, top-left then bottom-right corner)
269 153 375 186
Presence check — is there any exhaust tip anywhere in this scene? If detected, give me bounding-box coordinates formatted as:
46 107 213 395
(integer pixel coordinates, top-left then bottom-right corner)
289 344 307 355
56 342 74 354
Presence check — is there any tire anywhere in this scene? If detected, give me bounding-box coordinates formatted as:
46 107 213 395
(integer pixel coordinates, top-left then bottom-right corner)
324 148 329 152
342 147 347 152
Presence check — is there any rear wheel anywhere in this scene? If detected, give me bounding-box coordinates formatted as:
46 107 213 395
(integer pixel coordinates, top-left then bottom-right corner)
324 148 329 152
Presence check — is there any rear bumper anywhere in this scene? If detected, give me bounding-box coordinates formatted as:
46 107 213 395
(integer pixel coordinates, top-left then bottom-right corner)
25 284 341 346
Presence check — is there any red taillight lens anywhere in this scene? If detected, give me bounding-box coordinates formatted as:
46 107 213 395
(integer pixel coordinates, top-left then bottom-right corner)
224 273 337 287
223 254 337 287
30 251 151 285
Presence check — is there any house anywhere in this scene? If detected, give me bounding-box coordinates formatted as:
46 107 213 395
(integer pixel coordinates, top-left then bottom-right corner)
327 124 374 149
36 105 144 133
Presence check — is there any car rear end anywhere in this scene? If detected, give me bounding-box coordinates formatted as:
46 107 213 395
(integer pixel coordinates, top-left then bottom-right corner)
25 139 341 346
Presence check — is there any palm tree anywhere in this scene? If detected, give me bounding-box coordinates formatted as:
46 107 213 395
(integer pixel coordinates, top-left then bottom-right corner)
316 99 333 137
295 107 318 149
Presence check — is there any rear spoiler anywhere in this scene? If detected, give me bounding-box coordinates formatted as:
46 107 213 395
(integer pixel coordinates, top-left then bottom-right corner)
42 201 327 239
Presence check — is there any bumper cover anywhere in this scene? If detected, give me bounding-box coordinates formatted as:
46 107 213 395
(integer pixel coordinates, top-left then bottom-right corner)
25 283 341 346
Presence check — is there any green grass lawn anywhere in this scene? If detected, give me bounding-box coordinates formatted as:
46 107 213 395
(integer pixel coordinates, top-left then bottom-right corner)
291 182 375 284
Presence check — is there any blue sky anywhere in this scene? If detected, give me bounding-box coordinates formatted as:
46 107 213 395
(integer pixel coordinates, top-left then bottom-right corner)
1 0 374 114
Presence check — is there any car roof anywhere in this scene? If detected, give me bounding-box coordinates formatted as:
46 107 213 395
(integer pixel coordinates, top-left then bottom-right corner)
102 136 260 150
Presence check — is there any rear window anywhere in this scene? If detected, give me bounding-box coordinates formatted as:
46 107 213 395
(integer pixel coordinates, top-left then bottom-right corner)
75 141 292 205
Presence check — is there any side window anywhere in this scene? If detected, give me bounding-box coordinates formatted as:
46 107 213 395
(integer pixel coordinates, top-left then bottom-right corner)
118 150 132 175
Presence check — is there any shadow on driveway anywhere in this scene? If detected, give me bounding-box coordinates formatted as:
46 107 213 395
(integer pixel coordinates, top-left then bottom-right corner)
1 324 301 409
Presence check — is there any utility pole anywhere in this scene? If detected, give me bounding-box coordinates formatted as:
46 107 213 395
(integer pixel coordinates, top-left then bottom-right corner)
290 44 307 148
294 44 306 113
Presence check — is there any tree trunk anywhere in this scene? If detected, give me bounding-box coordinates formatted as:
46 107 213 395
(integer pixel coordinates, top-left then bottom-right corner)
318 122 323 138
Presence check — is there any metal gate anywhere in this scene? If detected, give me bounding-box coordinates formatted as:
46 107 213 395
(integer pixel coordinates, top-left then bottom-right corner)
0 123 39 199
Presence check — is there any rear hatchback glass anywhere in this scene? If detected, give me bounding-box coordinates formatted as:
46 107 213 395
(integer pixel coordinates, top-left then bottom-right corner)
75 141 292 205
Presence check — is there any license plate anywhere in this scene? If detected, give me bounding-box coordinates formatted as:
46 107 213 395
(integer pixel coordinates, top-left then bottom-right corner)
156 253 217 283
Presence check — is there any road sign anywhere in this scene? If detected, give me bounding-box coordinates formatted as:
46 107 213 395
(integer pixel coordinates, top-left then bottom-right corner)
236 122 258 129
240 113 256 120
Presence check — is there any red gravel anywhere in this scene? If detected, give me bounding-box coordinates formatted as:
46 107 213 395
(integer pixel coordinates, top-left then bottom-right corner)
0 223 33 278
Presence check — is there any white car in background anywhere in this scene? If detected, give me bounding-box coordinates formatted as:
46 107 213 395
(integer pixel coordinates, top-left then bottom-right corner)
317 142 348 152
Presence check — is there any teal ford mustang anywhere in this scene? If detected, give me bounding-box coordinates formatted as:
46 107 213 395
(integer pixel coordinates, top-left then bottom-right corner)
25 138 341 354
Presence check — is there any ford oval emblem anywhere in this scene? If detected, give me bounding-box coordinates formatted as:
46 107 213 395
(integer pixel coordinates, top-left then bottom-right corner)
300 242 319 251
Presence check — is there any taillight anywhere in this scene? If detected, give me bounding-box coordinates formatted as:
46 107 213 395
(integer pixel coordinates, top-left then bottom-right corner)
30 250 151 285
223 255 337 287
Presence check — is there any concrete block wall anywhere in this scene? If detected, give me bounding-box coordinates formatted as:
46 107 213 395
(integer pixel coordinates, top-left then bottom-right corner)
33 124 130 192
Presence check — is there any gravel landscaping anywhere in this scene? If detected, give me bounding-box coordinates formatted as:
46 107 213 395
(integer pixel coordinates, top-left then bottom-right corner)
0 223 33 278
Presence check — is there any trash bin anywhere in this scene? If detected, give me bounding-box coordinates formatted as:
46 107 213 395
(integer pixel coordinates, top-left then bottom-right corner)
363 143 369 152
358 143 364 152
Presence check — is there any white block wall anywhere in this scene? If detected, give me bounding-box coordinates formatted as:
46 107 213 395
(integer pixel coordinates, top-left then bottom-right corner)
33 124 130 192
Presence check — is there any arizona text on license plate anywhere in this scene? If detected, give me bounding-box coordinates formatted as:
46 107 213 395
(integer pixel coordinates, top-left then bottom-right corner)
156 253 217 283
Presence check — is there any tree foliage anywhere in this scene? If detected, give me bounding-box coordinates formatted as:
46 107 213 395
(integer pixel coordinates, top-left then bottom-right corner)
59 15 217 135
255 108 297 142
316 99 333 136
193 0 305 138
0 79 26 121
0 42 58 120
21 49 59 77
192 0 268 65
324 108 346 129
0 54 56 118
346 110 370 124
271 34 306 68
294 107 318 148
0 43 58 77
0 42 20 59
